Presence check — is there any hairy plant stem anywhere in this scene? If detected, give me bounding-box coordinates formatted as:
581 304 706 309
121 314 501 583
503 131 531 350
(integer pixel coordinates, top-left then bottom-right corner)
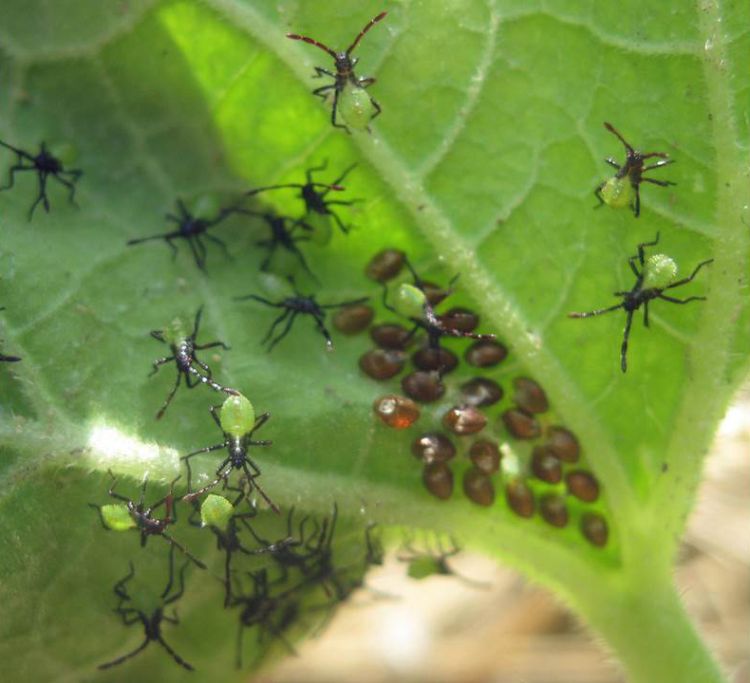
580 570 726 683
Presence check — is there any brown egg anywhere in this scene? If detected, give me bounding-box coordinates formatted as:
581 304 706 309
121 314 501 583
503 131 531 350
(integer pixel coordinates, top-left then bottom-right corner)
460 377 503 407
531 446 563 484
442 405 487 435
539 494 568 528
423 463 453 499
513 377 549 414
465 339 508 367
565 470 600 502
438 307 479 333
365 249 406 282
501 409 541 439
373 395 420 429
505 480 535 518
581 513 609 547
412 346 458 373
546 426 580 463
463 468 495 507
333 304 374 334
411 433 456 464
402 371 445 403
359 348 406 381
469 439 501 474
370 324 412 350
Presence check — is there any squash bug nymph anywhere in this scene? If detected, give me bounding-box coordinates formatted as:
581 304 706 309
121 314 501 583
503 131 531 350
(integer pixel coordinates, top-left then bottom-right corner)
287 12 388 132
236 279 368 352
181 393 279 514
98 546 194 671
594 122 675 218
149 306 235 420
0 139 82 220
568 233 712 372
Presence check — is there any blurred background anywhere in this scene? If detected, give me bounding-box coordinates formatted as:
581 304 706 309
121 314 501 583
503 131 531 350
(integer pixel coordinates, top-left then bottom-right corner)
259 385 750 683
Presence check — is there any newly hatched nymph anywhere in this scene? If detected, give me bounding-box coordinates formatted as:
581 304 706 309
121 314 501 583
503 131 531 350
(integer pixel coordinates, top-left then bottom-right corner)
0 139 83 219
236 280 368 351
98 547 194 671
127 198 236 271
569 233 712 372
381 258 495 371
287 12 388 132
149 306 234 420
90 471 206 568
181 393 279 513
594 122 675 218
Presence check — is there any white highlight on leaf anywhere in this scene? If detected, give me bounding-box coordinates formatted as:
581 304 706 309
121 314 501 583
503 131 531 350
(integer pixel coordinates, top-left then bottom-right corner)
86 423 180 477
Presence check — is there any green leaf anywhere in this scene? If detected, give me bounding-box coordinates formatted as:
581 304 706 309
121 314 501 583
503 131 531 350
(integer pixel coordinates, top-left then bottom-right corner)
0 1 747 681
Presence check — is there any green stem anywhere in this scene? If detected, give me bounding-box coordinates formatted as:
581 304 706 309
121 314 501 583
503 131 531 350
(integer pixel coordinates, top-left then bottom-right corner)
580 571 727 683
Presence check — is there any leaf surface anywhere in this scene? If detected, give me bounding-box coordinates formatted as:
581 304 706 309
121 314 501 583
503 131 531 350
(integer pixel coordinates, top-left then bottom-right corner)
0 1 748 681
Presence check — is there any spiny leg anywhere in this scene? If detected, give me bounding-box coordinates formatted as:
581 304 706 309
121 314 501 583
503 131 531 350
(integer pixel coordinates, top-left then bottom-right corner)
306 159 329 183
28 171 50 219
156 371 182 420
242 461 279 514
266 311 298 351
186 237 206 271
643 158 674 171
620 309 636 373
312 84 335 101
52 171 81 207
368 92 382 122
156 636 194 671
319 296 369 310
260 308 293 347
194 340 230 351
194 235 209 270
666 259 713 288
113 562 136 601
290 243 318 283
636 233 660 266
658 294 707 305
330 88 349 132
0 163 33 191
98 638 151 670
149 355 175 377
160 530 207 569
311 314 334 351
568 302 624 319
182 444 226 493
106 472 132 504
205 233 232 260
161 543 177 599
632 184 641 218
642 177 676 187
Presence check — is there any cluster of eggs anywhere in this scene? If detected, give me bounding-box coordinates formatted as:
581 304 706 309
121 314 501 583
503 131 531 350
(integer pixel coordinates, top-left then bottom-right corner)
333 249 609 549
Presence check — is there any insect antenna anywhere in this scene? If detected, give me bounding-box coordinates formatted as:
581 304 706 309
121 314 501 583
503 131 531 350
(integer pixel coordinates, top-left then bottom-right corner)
603 121 634 154
286 33 337 58
347 12 388 55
